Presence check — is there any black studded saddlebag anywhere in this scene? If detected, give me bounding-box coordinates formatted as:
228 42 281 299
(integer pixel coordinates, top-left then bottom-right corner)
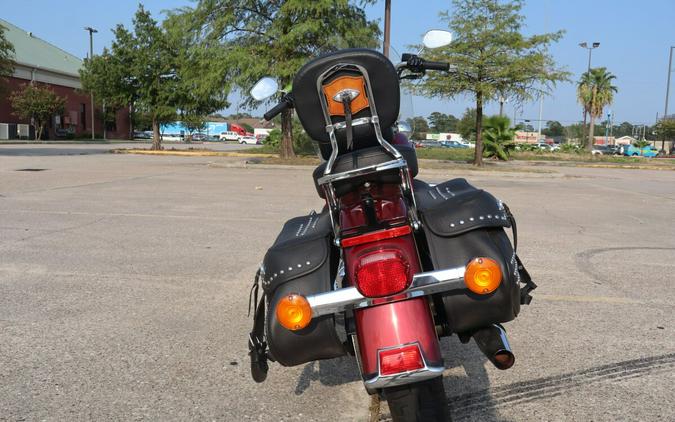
256 211 346 367
413 179 535 334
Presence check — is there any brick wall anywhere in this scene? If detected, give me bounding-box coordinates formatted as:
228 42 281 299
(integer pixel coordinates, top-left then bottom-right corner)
0 76 130 139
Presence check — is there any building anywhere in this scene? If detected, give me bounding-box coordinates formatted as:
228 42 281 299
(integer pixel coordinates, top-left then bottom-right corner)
514 131 541 144
0 19 130 139
426 132 464 142
592 136 616 145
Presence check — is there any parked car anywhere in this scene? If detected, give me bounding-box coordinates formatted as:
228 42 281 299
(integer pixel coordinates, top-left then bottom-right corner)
133 130 152 139
592 145 610 155
535 142 553 150
592 144 621 155
605 145 620 155
440 140 470 148
238 135 259 145
191 133 208 141
622 144 658 157
415 140 441 148
219 131 240 141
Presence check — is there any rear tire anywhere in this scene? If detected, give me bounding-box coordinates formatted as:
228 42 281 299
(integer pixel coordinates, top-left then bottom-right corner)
383 376 449 422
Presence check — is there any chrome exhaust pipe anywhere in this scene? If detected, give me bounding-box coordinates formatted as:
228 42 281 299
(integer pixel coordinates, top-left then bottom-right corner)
472 324 515 370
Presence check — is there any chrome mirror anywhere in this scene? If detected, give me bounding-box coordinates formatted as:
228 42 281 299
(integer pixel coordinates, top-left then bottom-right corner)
250 77 279 101
422 30 453 49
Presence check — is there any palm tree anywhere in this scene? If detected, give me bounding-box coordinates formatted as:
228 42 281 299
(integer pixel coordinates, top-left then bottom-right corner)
482 115 516 160
577 67 618 151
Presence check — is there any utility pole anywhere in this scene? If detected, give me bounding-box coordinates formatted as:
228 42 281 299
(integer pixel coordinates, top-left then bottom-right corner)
499 96 507 117
579 42 600 142
383 0 391 58
84 27 98 140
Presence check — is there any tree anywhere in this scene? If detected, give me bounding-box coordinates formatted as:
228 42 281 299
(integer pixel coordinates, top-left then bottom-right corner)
613 121 634 138
181 113 207 140
406 116 429 140
482 115 516 160
0 23 14 89
80 5 229 149
191 0 380 159
415 0 568 166
457 108 477 142
655 118 675 152
10 84 65 140
577 67 617 150
564 123 584 143
542 120 564 137
633 138 651 148
427 112 458 133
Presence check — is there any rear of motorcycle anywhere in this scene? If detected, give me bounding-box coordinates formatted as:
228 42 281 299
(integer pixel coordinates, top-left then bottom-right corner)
248 46 535 422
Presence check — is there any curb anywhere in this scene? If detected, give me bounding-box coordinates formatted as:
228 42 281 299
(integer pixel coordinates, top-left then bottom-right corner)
0 140 184 145
112 149 277 158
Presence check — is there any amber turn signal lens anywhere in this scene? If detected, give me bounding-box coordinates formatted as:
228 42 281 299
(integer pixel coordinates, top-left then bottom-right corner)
276 293 312 331
464 257 502 295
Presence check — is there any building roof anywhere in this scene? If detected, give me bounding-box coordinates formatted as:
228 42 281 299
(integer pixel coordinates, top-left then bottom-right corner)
0 18 82 77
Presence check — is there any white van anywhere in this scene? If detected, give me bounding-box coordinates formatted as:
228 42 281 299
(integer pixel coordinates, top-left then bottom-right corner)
219 131 239 141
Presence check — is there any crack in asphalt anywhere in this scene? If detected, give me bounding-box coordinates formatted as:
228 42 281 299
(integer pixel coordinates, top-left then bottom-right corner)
377 353 675 421
15 216 108 242
449 352 675 420
1 168 201 197
575 246 675 286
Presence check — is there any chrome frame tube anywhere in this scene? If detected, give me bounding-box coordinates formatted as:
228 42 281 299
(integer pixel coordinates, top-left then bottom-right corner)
306 266 466 317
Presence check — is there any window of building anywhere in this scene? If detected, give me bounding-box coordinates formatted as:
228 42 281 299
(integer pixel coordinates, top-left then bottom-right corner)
80 104 86 128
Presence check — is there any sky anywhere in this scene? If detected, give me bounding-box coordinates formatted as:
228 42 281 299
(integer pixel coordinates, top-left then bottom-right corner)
2 0 674 126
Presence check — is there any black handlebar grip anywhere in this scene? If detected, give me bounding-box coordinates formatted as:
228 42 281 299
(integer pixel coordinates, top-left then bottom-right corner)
423 61 450 71
263 101 289 121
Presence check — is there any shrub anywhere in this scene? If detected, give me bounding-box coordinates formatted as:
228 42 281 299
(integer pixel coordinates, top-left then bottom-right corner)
482 115 516 160
558 143 583 153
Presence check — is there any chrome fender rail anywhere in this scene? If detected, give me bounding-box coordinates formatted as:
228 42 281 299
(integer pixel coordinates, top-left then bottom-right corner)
306 266 466 317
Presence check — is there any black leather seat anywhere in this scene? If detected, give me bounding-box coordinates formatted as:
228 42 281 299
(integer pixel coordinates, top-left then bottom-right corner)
312 144 418 198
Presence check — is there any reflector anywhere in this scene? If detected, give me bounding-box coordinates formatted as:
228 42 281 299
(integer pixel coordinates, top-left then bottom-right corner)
341 225 412 248
379 344 424 376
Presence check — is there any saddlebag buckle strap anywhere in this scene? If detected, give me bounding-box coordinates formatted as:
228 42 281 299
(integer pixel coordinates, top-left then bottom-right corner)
503 202 537 305
516 254 537 305
248 297 269 383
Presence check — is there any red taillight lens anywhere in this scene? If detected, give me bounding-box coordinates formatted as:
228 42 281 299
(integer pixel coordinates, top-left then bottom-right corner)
355 249 410 297
379 344 424 376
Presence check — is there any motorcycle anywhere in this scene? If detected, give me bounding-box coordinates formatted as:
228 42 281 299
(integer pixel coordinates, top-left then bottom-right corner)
247 30 536 421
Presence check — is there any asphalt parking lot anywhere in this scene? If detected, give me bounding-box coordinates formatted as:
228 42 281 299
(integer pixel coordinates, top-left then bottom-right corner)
1 146 674 421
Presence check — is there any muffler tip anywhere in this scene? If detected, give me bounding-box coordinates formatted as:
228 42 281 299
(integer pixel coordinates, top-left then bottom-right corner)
472 324 515 370
492 349 515 370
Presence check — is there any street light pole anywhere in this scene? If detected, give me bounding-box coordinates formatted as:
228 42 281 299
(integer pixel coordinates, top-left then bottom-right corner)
579 42 600 143
84 27 98 140
383 0 391 58
664 46 674 119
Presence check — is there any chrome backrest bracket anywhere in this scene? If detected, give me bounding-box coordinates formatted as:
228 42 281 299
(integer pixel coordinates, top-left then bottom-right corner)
314 62 420 236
